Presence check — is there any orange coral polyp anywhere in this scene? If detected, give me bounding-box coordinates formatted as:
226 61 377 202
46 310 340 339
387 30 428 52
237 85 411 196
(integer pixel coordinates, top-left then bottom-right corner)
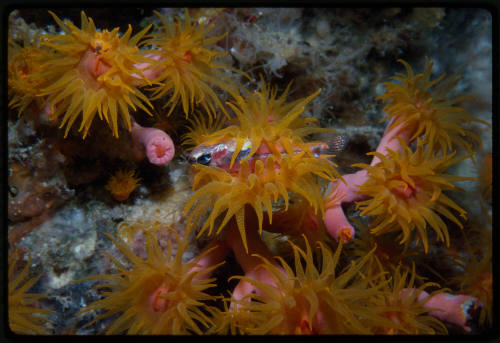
8 31 50 116
37 11 154 138
77 230 224 334
106 169 140 201
377 57 487 155
228 238 384 334
186 153 337 253
354 139 473 253
370 265 448 335
8 253 53 335
143 9 240 118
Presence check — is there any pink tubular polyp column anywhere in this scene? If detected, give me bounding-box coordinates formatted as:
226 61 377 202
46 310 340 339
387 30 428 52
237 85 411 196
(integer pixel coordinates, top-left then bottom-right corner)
401 288 482 332
224 217 285 309
131 121 175 166
323 119 411 243
187 239 231 281
323 170 369 243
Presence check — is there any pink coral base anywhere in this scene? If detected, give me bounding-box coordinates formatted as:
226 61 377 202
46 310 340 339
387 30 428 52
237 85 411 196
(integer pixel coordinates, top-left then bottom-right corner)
323 120 410 242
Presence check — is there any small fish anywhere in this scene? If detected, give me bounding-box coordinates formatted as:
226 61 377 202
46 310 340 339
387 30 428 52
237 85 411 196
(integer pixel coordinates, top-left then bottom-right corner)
188 133 348 173
188 138 252 169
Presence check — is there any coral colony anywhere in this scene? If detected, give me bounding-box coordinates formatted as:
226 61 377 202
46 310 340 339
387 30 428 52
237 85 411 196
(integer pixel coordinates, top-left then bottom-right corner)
7 8 493 335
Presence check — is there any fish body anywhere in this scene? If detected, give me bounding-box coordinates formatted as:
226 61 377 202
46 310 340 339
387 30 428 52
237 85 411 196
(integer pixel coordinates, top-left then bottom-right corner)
188 134 347 173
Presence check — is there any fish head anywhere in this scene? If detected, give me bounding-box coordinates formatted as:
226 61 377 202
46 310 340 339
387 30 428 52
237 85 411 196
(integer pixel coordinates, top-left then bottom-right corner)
187 144 215 166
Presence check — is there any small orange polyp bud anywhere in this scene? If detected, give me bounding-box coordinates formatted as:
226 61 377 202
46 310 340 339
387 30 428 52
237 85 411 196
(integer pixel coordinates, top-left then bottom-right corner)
339 228 353 243
150 286 169 313
106 169 140 202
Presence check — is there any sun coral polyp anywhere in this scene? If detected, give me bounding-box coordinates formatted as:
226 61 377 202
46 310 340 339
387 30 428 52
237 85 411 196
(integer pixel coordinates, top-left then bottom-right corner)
142 9 241 118
377 57 488 155
8 252 53 335
227 237 383 334
77 230 223 334
370 265 448 335
186 153 337 252
37 11 154 138
105 169 140 201
353 139 473 253
8 30 51 117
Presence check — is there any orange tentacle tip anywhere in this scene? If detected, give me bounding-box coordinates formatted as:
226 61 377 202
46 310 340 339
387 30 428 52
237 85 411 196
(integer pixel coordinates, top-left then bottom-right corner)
339 228 354 243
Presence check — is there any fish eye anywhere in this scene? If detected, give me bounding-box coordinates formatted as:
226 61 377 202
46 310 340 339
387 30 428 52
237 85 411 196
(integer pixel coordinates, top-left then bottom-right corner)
196 153 212 165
